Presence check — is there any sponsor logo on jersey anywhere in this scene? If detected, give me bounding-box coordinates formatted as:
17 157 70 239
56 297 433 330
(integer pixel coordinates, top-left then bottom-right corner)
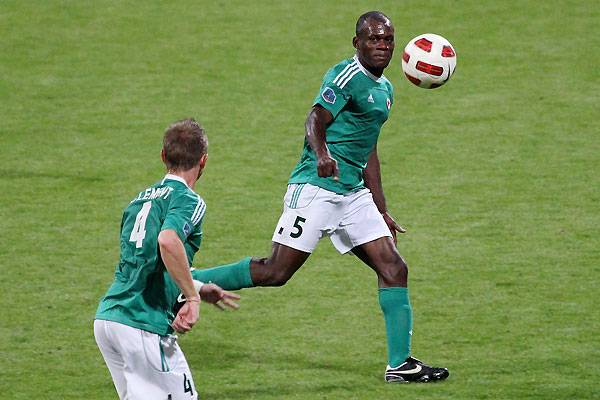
322 87 336 104
367 94 374 103
386 98 391 110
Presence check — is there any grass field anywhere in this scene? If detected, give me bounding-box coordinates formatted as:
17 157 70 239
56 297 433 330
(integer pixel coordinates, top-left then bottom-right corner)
1 1 599 399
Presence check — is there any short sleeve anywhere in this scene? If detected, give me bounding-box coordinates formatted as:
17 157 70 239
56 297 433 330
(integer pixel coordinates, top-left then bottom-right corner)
313 65 355 118
161 192 206 242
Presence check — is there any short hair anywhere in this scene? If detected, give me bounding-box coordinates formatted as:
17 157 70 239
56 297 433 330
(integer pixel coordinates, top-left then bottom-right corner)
162 118 208 171
355 11 390 36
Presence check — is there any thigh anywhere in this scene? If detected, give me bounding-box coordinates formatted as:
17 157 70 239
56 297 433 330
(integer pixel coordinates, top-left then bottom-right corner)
126 330 197 400
100 321 198 400
94 319 128 399
330 189 392 254
272 184 341 253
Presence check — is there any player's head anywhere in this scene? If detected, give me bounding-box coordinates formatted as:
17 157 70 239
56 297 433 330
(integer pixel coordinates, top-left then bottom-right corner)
161 118 208 177
353 11 395 76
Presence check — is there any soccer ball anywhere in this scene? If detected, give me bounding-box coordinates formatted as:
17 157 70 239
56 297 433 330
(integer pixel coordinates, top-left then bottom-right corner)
401 33 457 89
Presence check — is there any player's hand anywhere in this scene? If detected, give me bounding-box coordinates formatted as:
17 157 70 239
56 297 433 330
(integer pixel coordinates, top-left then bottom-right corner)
171 298 200 333
382 211 406 245
199 283 241 311
316 153 339 181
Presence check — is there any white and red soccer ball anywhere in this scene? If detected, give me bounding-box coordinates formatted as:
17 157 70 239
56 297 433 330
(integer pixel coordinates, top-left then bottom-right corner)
401 33 457 89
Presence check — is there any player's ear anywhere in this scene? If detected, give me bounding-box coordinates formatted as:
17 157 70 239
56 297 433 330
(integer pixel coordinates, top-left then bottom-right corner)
199 153 208 170
352 36 358 49
161 148 167 164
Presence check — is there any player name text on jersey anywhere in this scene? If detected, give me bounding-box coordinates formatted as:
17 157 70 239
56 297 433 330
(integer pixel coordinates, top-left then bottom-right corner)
130 186 174 203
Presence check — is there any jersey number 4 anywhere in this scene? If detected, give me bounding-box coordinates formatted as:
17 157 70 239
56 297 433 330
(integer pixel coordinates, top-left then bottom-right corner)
129 201 152 248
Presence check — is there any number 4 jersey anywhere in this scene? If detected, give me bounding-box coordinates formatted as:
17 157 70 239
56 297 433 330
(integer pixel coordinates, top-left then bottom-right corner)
96 174 206 336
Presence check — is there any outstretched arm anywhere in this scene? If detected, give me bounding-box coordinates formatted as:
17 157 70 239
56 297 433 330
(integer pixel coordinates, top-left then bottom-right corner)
305 105 339 180
363 145 406 243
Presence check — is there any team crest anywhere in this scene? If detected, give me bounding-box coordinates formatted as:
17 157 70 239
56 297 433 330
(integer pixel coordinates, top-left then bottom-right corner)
183 222 191 236
386 98 391 110
322 87 336 104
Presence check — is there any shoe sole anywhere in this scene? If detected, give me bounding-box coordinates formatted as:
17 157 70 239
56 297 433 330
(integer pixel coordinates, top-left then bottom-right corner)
385 372 449 384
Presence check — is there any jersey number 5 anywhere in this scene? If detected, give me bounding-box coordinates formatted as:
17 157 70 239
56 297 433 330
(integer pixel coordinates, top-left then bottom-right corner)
290 216 306 238
129 201 152 248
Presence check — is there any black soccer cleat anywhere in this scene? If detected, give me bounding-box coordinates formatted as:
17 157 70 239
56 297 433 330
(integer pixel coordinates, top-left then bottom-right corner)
385 356 449 383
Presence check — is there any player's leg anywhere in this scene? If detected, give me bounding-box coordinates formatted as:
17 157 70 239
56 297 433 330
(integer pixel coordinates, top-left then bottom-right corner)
193 184 336 289
332 189 448 382
250 243 311 286
353 240 448 383
130 333 198 400
191 244 310 289
351 236 407 286
351 238 411 367
94 319 128 399
100 320 198 400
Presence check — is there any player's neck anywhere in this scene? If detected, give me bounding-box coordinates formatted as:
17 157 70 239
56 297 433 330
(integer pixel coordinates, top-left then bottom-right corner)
356 55 384 78
368 68 383 77
364 64 383 77
167 168 200 190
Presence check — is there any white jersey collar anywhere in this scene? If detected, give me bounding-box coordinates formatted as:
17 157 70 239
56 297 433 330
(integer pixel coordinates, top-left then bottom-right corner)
353 55 385 83
162 173 189 188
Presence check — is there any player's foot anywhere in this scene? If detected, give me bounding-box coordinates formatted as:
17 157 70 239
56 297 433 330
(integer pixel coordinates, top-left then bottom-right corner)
385 356 449 383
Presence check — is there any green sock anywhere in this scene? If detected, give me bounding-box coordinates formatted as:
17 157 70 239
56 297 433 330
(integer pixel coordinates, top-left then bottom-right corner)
378 287 412 368
192 257 254 290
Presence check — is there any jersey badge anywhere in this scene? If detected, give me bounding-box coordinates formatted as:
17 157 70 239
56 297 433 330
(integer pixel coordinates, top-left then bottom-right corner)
386 98 391 110
183 222 191 237
367 94 374 103
321 87 336 104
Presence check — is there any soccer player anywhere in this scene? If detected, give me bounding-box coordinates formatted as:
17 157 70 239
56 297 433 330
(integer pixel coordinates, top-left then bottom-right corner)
94 119 240 400
195 11 450 383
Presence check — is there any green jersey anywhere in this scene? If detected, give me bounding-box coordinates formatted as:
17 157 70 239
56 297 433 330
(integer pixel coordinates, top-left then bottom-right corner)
95 174 206 336
289 55 394 194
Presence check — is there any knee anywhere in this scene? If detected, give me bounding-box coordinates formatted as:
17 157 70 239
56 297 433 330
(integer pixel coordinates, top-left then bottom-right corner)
254 257 294 286
377 256 408 286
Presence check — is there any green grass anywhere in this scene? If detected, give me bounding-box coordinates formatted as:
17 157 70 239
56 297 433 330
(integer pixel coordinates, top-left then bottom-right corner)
1 0 599 399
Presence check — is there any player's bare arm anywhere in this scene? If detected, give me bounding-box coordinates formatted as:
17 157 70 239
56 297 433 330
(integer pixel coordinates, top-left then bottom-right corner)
363 145 406 243
158 229 200 333
305 105 339 180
